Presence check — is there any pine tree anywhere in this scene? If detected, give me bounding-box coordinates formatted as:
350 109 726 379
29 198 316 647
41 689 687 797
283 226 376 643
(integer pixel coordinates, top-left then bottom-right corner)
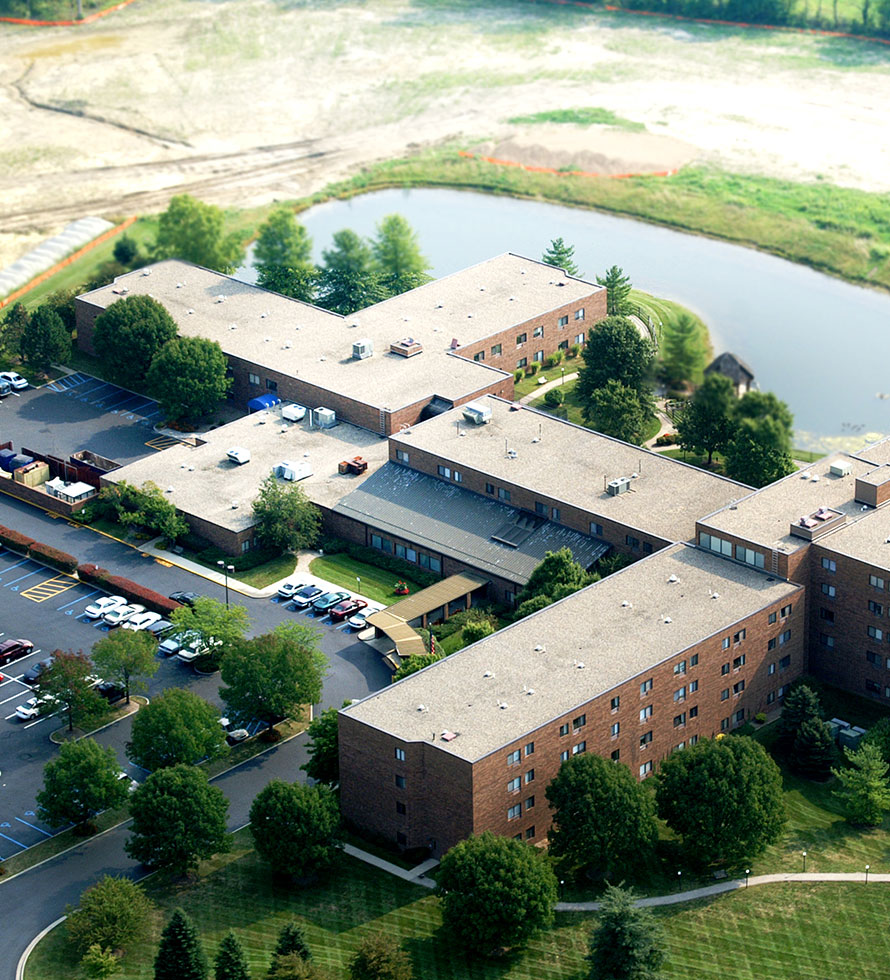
586 884 666 980
660 312 707 388
154 909 208 980
792 717 836 780
541 237 580 276
275 923 311 961
215 931 251 980
596 265 633 314
349 932 413 980
832 742 890 826
779 684 822 742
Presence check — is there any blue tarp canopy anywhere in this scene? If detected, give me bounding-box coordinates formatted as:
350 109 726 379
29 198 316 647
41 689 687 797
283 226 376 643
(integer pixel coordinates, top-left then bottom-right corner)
247 393 281 413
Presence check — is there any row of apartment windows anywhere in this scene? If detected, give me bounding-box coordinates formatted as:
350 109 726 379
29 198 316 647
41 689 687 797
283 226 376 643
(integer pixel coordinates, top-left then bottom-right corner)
625 535 653 554
506 742 536 765
370 534 442 573
864 680 890 698
535 501 561 522
437 464 463 484
507 797 535 820
247 372 282 392
507 770 536 792
765 683 791 705
485 482 512 502
767 630 793 651
698 532 766 570
720 709 747 731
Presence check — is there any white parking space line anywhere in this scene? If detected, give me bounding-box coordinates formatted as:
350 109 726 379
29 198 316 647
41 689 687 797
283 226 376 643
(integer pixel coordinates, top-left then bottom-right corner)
0 688 30 706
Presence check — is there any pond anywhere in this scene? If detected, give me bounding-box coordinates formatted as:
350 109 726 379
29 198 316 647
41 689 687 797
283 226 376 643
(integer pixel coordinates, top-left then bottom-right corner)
236 188 890 451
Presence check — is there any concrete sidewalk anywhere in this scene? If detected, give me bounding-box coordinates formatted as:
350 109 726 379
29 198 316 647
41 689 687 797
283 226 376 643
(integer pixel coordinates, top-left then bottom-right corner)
518 371 578 405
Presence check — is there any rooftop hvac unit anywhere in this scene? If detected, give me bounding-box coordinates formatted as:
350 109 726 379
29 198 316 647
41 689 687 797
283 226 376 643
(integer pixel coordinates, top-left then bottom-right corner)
462 402 492 425
226 447 251 466
281 403 307 422
274 460 313 482
830 461 852 477
607 476 632 496
352 338 374 360
312 407 336 429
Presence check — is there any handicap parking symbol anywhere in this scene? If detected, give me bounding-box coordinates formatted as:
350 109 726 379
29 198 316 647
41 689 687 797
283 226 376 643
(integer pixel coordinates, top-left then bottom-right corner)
1 822 10 828
65 609 73 615
24 811 35 817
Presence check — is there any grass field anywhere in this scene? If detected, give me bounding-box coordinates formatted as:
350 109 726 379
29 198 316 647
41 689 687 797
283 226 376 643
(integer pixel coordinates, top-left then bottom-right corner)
529 378 661 443
508 106 646 131
309 553 423 606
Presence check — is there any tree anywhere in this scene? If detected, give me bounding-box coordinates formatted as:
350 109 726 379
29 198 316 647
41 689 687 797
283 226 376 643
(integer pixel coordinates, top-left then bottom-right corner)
317 229 386 314
584 379 649 444
92 295 178 390
274 922 312 961
214 931 250 980
436 831 557 955
301 702 349 784
832 742 890 826
154 194 244 273
596 265 633 315
37 738 128 833
257 264 318 303
655 736 785 865
576 315 654 403
546 754 658 876
676 373 735 465
517 547 591 605
391 651 442 681
266 954 317 980
170 596 250 666
127 765 230 874
113 234 139 266
660 312 707 388
541 237 579 276
92 479 187 542
81 944 120 979
734 390 794 453
154 908 208 980
221 623 326 734
91 629 158 704
254 206 313 271
861 717 890 764
544 385 565 407
779 683 822 743
20 305 72 372
66 876 153 956
127 688 228 771
462 617 495 644
792 716 836 780
2 301 30 353
586 884 666 980
37 649 106 733
371 214 431 296
44 288 78 332
349 932 413 980
723 417 795 488
252 474 322 553
147 335 231 422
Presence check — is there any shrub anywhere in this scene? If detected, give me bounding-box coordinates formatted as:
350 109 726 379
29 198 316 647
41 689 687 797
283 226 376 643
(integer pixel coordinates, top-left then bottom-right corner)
462 618 495 644
526 362 540 376
754 712 767 724
569 343 582 358
77 564 181 615
544 354 558 369
514 370 523 383
318 536 438 589
655 432 677 446
0 524 35 552
78 563 111 587
544 387 564 407
29 541 78 573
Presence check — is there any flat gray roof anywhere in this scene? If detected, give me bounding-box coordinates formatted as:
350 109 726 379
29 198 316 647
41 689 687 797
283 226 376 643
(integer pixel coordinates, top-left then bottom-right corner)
817 503 890 571
699 453 875 554
391 396 749 542
342 543 800 762
855 437 890 466
107 405 388 532
79 253 598 413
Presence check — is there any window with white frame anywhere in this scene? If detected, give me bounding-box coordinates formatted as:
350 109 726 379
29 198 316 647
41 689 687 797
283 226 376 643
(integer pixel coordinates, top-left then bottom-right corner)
507 776 521 793
575 308 585 320
640 761 653 778
640 705 653 722
248 373 260 386
396 450 409 464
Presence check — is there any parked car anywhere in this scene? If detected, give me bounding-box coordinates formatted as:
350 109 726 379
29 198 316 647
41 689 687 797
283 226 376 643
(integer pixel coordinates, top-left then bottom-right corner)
219 717 250 744
176 635 215 664
103 603 145 627
289 584 324 609
277 580 307 601
16 693 58 721
84 595 127 620
347 610 371 631
0 371 28 390
123 611 163 632
116 770 139 793
0 638 35 667
159 630 201 657
96 680 125 703
311 591 351 615
168 591 202 607
0 378 10 398
329 597 367 622
22 655 53 684
146 618 174 638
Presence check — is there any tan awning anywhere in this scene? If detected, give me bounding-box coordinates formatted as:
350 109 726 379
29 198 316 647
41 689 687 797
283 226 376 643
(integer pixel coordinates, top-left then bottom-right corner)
366 609 427 658
378 571 489 624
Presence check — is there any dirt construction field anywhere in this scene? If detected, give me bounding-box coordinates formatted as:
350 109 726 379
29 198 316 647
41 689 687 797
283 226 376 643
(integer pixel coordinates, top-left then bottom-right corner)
1 0 890 266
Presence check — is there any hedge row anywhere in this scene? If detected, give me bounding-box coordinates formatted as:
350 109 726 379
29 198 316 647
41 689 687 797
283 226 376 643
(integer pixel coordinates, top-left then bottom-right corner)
318 535 439 589
0 524 78 573
77 563 181 616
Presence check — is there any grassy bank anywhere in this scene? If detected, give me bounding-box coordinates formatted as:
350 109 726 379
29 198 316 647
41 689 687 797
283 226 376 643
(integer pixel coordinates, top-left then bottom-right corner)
529 377 661 443
309 553 423 606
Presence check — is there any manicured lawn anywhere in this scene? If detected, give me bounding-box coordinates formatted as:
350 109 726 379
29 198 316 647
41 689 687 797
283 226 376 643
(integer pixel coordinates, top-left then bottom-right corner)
310 554 423 606
229 552 296 590
529 378 660 443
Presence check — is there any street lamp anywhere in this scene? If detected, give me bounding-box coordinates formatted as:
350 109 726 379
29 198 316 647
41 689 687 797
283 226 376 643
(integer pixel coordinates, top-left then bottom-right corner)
802 850 807 873
866 864 870 885
560 366 565 386
357 575 361 594
217 560 234 609
559 878 565 899
677 870 682 892
745 869 750 889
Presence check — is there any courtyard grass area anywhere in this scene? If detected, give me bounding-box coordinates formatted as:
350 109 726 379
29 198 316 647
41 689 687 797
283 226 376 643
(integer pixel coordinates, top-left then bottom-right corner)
25 829 890 980
529 378 661 443
309 553 424 606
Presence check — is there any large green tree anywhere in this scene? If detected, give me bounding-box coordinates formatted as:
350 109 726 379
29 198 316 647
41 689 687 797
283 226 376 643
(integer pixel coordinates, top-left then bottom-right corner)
576 315 654 404
92 295 178 389
301 702 347 784
154 194 244 273
349 933 413 980
2 301 30 353
66 876 154 957
257 264 318 303
584 378 650 444
541 237 580 276
596 265 633 315
861 717 890 764
254 206 313 271
723 416 795 488
546 754 658 875
655 735 786 865
147 335 231 422
660 312 707 388
250 780 342 879
517 547 591 606
37 738 128 833
792 716 836 780
676 373 735 465
586 884 666 980
127 765 230 874
372 214 431 296
317 229 386 314
274 922 312 961
37 649 106 733
832 742 890 826
214 931 250 980
170 596 250 666
91 628 158 704
127 688 228 771
20 305 71 372
436 831 557 955
251 474 322 553
154 908 208 980
221 622 326 733
779 683 822 742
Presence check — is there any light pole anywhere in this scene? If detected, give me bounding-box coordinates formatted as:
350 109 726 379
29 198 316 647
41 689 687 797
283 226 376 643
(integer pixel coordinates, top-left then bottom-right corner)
559 879 565 900
357 575 361 594
866 864 870 885
677 870 682 892
802 850 807 873
745 869 750 889
217 560 234 609
560 366 565 387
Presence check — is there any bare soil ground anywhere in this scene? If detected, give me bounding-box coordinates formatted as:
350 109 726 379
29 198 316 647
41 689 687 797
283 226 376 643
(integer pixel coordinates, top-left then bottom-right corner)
1 0 889 267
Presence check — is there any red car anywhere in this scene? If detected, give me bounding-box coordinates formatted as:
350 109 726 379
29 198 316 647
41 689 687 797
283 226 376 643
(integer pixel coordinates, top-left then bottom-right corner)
0 638 34 666
329 598 368 622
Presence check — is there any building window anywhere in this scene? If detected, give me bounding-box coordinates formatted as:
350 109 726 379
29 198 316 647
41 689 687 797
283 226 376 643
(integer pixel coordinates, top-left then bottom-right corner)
485 482 495 495
820 633 835 648
734 709 745 724
643 541 653 554
822 583 836 598
721 688 730 701
674 741 686 752
498 488 511 502
871 574 885 590
866 679 881 694
507 804 521 820
575 308 585 320
768 638 777 651
690 654 699 667
491 343 502 356
396 450 409 464
778 684 790 699
734 544 766 569
552 506 561 522
640 705 653 722
611 749 620 760
768 662 776 674
241 540 251 553
640 678 653 695
734 629 746 645
640 731 653 746
437 465 451 479
558 315 569 327
525 796 535 810
266 378 278 392
689 680 699 693
572 742 586 755
508 776 521 793
689 705 698 718
525 742 534 756
779 630 792 646
575 333 585 345
674 712 686 728
779 654 791 671
674 686 687 702
525 826 536 839
396 802 406 815
395 775 406 789
573 714 586 730
868 625 884 642
429 556 442 573
558 340 569 350
517 357 527 369
533 325 544 338
626 535 640 550
867 651 883 667
525 769 535 783
822 557 836 573
733 680 745 695
640 761 653 778
733 654 746 669
610 696 620 711
507 749 521 765
611 721 620 737
767 691 776 704
768 611 777 624
516 333 527 345
721 717 731 731
590 522 604 536
397 832 407 846
559 723 570 736
535 501 547 516
248 372 260 385
689 734 700 746
560 749 570 762
781 604 792 618
869 600 883 616
395 748 406 761
674 661 687 676
820 607 836 623
453 470 462 483
473 351 485 362
721 663 731 675
533 350 544 362
722 637 731 650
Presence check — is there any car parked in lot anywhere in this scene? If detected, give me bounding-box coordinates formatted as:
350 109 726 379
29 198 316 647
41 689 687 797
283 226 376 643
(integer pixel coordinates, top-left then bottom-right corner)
84 595 127 620
159 630 200 657
116 770 139 793
347 610 371 631
0 638 35 667
329 597 367 622
290 584 324 609
311 590 351 615
219 717 250 744
169 591 203 607
123 611 163 632
16 693 58 721
146 618 174 639
277 580 307 601
22 655 53 684
96 680 125 704
103 603 145 627
176 635 216 664
0 371 28 390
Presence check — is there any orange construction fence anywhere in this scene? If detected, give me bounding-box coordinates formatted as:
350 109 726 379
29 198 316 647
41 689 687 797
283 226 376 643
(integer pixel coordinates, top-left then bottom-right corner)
0 0 138 27
457 149 678 181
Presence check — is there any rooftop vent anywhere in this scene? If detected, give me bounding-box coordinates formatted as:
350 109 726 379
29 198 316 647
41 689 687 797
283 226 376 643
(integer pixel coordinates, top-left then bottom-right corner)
417 704 427 712
497 700 508 710
176 282 183 288
230 323 237 330
811 474 821 482
462 402 492 426
831 461 852 477
483 670 494 678
187 309 194 315
352 338 374 360
507 449 517 459
663 616 673 624
215 295 225 303
575 661 586 669
534 645 545 652
667 574 679 583
621 600 632 608
231 500 239 509
390 337 423 358
166 486 174 493
607 476 632 496
711 592 720 599
525 688 535 696
142 269 151 276
441 731 458 741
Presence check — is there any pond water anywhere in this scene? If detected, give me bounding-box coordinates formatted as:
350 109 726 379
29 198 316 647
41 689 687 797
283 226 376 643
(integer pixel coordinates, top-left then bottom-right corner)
236 188 890 451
